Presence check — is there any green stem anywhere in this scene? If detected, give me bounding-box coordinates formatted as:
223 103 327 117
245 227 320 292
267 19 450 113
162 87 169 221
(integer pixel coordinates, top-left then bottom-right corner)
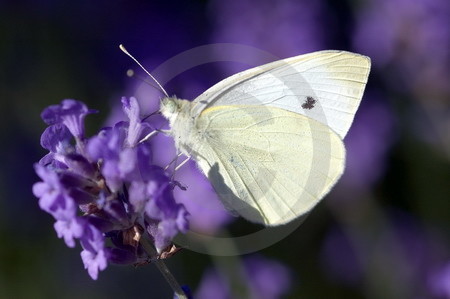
140 238 187 299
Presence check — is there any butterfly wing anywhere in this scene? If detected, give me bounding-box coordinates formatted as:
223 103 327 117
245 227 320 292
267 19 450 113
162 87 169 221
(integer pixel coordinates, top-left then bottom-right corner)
191 51 370 139
192 105 345 226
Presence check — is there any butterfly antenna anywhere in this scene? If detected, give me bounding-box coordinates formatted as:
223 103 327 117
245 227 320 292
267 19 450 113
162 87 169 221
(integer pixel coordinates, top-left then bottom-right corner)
142 109 161 121
125 70 163 120
119 44 169 98
126 69 164 94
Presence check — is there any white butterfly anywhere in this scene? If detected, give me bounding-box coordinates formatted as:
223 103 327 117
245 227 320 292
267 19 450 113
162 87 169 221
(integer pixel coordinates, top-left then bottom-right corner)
159 50 371 226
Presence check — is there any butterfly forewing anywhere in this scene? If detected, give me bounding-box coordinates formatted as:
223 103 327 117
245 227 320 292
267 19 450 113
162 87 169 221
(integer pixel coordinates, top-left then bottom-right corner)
192 51 370 139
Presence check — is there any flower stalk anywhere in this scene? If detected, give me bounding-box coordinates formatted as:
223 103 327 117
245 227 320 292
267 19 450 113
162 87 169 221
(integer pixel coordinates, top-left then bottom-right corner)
140 237 187 299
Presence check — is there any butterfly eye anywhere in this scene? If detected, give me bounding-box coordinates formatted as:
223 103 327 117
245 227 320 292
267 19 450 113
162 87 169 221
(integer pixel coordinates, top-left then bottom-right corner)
161 98 178 116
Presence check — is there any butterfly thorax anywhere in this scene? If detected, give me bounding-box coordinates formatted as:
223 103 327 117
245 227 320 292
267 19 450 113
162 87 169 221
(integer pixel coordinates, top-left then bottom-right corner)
160 97 201 156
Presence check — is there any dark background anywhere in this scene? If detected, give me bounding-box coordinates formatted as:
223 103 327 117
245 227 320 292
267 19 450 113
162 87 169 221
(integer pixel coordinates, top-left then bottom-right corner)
1 0 449 298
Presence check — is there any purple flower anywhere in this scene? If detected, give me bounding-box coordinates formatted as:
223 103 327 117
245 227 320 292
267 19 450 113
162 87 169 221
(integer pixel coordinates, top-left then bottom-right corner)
80 223 108 280
86 124 128 192
32 164 77 220
33 97 190 279
54 217 85 248
40 123 72 154
41 99 97 140
81 248 108 280
195 255 291 299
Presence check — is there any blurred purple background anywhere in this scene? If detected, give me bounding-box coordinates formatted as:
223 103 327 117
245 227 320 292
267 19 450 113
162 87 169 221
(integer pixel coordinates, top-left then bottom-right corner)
1 0 449 298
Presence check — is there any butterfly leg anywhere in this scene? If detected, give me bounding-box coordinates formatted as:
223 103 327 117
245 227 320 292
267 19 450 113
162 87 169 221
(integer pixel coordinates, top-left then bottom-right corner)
174 156 191 172
138 130 159 143
164 152 183 171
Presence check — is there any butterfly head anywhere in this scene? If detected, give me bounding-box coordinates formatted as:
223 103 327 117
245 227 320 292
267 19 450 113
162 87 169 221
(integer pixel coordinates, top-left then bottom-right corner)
160 97 194 127
160 97 180 117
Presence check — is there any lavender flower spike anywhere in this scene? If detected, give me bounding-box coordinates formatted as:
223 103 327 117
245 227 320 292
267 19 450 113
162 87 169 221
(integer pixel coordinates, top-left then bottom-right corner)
33 97 190 280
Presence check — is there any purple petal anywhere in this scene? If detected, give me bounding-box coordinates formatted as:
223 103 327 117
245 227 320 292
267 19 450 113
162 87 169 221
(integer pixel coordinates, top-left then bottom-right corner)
79 224 108 279
39 153 68 170
40 124 72 153
33 164 77 220
80 223 105 252
34 163 60 187
118 147 137 178
101 163 122 192
146 221 172 252
128 180 149 214
145 197 164 220
58 171 94 190
147 208 188 253
149 182 178 219
67 188 96 205
41 99 96 139
32 181 50 198
86 124 129 192
81 248 108 280
85 215 117 233
121 97 143 146
40 193 76 221
54 217 85 248
102 199 132 228
86 127 113 161
135 143 154 180
64 153 96 179
176 206 189 233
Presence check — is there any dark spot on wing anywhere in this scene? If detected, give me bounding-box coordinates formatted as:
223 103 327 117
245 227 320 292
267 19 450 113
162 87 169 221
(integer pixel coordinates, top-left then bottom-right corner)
302 96 316 110
199 100 208 104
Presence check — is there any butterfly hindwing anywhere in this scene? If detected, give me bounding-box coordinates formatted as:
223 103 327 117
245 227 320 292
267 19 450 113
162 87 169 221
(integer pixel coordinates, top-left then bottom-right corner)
192 105 345 225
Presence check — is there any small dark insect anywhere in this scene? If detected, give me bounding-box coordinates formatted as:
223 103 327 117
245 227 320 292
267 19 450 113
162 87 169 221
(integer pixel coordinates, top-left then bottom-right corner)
302 96 316 110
